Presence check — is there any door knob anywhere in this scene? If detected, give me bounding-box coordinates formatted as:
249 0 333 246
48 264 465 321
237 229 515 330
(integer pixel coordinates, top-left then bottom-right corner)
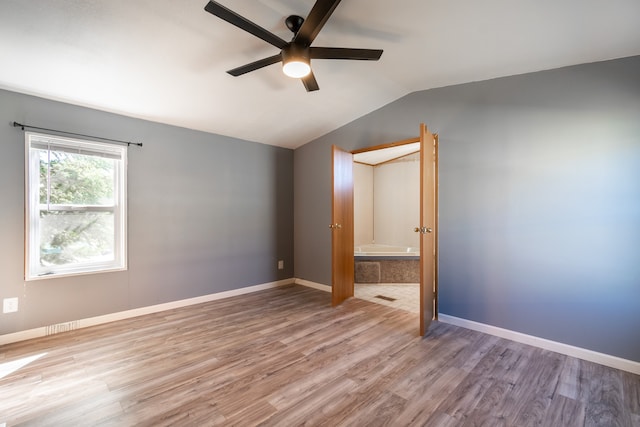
414 226 433 234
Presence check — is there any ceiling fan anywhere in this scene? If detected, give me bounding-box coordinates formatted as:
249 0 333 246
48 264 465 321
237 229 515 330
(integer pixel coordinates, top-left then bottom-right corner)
204 0 383 92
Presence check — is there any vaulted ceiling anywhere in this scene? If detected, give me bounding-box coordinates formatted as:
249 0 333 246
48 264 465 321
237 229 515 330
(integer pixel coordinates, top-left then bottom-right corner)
1 0 639 149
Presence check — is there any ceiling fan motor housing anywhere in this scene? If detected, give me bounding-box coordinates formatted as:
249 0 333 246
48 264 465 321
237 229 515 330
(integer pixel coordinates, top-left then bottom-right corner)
282 44 311 77
282 44 310 64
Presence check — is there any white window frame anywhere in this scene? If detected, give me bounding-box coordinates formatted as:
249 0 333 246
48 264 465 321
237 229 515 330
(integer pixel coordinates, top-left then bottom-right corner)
25 132 127 280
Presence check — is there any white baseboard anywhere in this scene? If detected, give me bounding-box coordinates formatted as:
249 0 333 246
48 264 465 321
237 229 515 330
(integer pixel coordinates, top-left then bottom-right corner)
438 314 640 375
294 278 331 293
0 279 294 346
8 280 635 375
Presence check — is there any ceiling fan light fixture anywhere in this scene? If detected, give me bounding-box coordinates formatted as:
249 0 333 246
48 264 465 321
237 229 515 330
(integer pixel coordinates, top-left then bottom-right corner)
282 45 311 78
283 60 311 78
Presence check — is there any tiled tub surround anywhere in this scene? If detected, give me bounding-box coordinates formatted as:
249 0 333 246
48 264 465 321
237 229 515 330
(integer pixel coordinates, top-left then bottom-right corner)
354 244 420 283
355 259 420 283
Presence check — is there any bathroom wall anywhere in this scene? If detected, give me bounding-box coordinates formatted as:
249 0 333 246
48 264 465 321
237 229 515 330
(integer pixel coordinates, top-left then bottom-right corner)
353 162 374 246
354 154 420 248
373 153 420 248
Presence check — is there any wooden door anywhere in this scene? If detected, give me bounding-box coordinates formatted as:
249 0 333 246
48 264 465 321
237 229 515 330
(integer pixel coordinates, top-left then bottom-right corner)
419 124 438 335
331 145 354 306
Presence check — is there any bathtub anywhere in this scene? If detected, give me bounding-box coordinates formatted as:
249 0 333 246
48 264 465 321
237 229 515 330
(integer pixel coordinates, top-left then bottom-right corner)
354 244 419 257
354 244 420 283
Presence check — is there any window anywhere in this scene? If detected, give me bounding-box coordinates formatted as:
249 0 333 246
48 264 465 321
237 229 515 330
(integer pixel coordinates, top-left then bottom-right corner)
25 132 127 280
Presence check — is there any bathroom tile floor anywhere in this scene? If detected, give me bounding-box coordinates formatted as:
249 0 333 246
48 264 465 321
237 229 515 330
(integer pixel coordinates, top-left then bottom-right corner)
354 283 420 314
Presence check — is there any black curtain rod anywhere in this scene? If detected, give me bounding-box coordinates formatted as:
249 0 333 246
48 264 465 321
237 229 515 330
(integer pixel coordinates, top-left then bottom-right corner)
12 122 143 147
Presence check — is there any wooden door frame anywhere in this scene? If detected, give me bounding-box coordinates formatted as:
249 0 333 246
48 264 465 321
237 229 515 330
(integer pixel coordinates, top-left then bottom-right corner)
351 137 421 155
434 134 439 318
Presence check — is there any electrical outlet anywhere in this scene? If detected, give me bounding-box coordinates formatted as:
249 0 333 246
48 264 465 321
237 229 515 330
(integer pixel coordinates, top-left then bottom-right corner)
278 260 284 270
3 297 18 313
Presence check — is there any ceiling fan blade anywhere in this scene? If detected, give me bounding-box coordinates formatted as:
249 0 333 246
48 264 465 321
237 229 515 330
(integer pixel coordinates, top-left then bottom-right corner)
227 54 282 76
204 1 287 49
301 71 319 92
310 47 383 60
294 0 342 47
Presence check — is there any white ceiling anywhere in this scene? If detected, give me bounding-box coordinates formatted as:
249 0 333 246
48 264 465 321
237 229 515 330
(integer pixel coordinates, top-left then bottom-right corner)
1 0 639 149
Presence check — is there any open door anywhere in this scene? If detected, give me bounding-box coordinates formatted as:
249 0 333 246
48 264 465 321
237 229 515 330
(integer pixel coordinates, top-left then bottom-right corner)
419 124 438 335
331 145 354 306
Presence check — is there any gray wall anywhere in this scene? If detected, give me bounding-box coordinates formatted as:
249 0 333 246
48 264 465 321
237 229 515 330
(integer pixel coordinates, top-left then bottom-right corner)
0 89 293 335
293 56 640 362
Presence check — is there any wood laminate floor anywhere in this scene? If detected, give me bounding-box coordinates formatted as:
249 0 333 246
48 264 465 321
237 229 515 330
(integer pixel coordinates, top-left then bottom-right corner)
1 284 638 426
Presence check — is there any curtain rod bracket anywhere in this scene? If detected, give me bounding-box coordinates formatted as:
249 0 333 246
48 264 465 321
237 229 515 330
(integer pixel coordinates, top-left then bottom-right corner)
12 121 142 147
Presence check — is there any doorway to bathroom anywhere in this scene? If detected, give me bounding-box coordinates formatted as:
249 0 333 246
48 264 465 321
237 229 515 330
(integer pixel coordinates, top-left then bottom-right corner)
330 124 438 335
353 139 421 315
